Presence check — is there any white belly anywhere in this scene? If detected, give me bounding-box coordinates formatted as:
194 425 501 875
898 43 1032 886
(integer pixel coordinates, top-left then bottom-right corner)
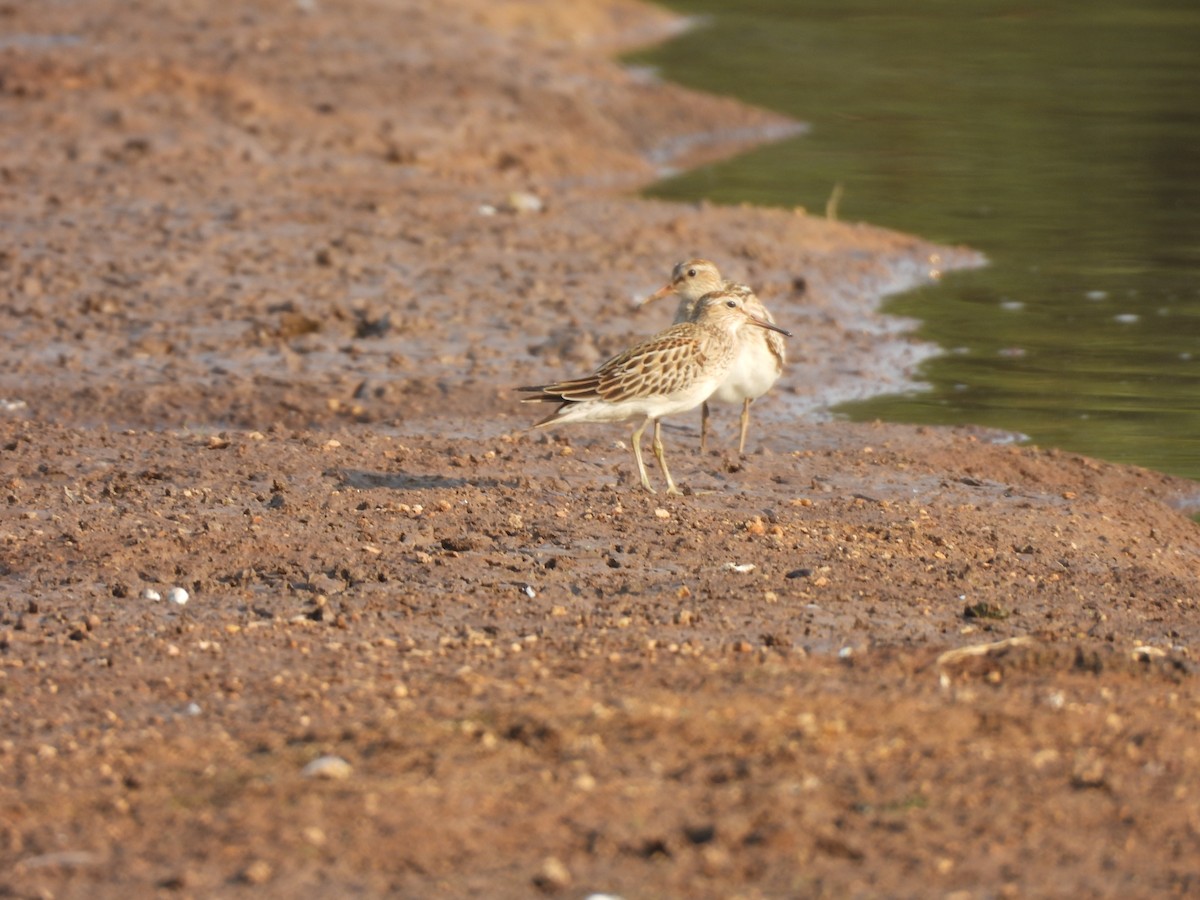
708 333 782 405
551 371 725 425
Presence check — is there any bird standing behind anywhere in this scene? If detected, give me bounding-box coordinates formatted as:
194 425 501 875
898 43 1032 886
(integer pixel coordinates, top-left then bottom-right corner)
519 290 791 494
643 258 786 455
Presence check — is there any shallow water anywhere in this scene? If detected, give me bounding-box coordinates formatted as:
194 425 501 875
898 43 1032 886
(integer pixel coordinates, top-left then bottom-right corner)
629 1 1200 480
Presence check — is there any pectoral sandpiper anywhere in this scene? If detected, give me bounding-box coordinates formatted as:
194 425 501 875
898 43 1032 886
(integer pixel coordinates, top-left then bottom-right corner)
644 258 786 455
519 290 791 494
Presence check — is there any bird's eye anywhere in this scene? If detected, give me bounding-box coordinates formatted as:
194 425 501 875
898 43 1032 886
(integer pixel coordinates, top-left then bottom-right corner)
725 299 736 308
687 268 697 278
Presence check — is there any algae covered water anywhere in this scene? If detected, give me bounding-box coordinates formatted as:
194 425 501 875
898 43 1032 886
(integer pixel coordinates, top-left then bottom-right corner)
630 1 1200 480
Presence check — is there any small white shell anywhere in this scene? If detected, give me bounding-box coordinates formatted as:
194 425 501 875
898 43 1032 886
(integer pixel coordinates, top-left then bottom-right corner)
722 562 756 574
302 755 352 780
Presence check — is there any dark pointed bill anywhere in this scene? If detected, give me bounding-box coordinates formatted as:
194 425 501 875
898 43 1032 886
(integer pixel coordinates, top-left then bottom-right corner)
745 311 791 337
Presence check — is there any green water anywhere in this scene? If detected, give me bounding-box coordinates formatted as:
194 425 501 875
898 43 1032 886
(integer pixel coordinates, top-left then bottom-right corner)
629 1 1200 481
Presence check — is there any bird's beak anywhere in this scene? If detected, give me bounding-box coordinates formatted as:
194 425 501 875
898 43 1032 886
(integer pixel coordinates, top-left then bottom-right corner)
637 283 676 308
747 311 792 337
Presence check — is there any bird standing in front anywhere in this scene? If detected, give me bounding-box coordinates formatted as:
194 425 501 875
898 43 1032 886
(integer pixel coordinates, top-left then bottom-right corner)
643 258 786 456
519 291 791 494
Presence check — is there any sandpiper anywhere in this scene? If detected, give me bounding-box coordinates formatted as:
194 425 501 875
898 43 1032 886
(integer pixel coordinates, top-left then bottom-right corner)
644 258 786 455
519 291 791 494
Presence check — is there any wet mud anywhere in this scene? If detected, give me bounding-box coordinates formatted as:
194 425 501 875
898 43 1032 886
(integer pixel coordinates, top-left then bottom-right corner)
2 1 1199 897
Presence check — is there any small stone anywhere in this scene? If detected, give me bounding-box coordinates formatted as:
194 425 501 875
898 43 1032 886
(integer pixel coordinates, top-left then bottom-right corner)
505 191 544 214
654 508 670 519
534 856 571 892
143 588 162 601
1071 755 1107 789
302 755 352 780
239 859 273 885
166 587 189 606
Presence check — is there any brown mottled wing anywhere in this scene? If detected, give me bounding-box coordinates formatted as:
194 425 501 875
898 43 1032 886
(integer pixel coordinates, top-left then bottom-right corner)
517 323 706 404
595 326 709 401
516 374 602 403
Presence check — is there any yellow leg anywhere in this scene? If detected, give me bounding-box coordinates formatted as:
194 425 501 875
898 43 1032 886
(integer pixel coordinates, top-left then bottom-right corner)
653 420 681 495
630 418 655 493
700 401 710 453
738 398 752 456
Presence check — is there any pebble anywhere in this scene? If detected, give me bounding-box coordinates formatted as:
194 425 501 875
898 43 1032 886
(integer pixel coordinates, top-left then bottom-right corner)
301 755 352 780
534 856 571 890
166 587 189 606
239 859 273 885
142 588 162 601
505 191 543 214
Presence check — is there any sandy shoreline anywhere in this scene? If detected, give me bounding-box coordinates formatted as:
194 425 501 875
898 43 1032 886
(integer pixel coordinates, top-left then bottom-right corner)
2 0 1199 896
